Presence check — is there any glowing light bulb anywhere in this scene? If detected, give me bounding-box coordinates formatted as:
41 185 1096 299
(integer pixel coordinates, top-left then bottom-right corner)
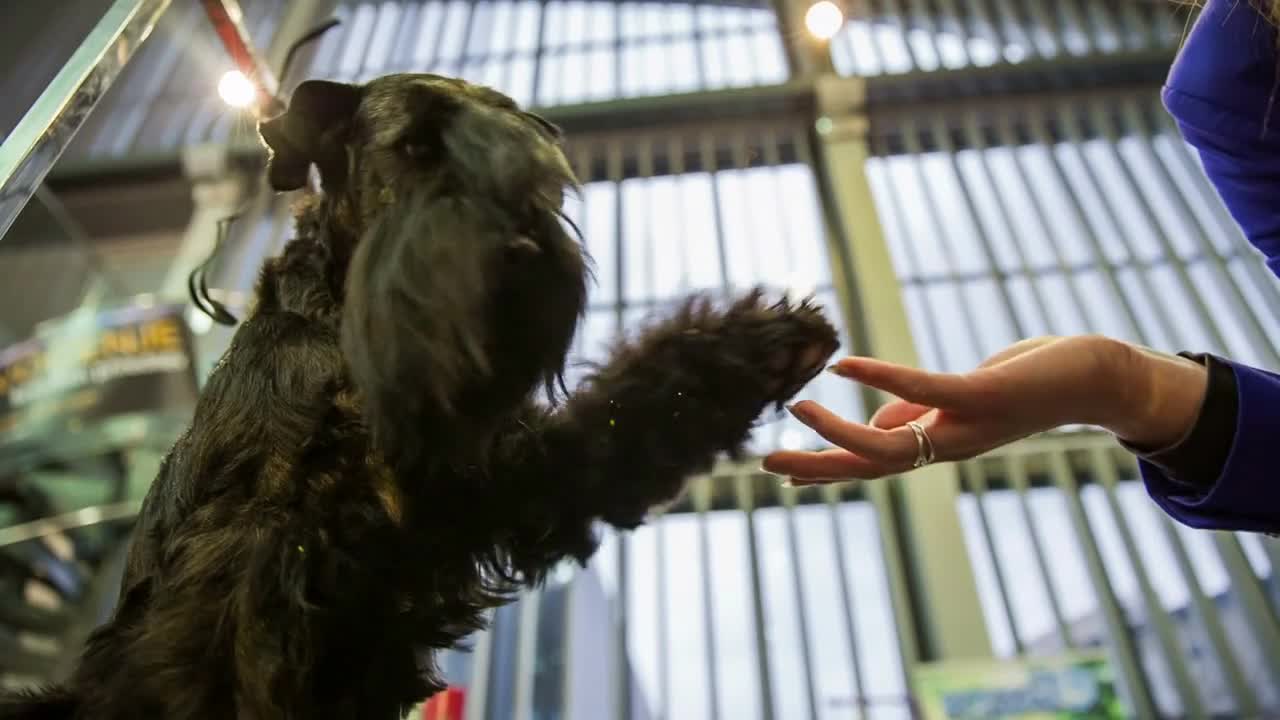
805 1 845 41
218 70 256 109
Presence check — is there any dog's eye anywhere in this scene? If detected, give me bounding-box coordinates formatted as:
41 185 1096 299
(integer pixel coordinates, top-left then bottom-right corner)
401 142 432 160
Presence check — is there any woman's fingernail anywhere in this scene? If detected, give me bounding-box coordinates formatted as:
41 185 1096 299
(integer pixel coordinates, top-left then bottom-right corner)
783 399 814 422
825 364 845 376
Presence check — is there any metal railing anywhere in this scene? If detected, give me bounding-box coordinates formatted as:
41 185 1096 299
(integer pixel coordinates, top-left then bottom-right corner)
0 0 173 240
434 434 1280 719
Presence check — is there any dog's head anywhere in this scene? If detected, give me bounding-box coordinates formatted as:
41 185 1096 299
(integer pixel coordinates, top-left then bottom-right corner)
258 75 589 456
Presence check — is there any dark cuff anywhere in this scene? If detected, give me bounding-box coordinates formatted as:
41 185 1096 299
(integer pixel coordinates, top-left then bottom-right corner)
1129 352 1238 491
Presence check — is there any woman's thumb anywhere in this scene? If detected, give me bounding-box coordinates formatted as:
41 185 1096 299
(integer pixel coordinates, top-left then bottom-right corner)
868 399 931 429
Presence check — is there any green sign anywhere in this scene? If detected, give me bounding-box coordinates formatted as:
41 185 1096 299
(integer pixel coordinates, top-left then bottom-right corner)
911 653 1127 719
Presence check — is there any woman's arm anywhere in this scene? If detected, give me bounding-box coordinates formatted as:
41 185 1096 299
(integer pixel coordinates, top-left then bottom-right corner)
1164 0 1280 264
761 336 1280 534
1136 358 1280 533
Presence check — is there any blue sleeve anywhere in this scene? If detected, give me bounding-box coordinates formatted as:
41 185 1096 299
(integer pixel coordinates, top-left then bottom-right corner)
1146 0 1280 532
1141 360 1280 534
1162 0 1280 268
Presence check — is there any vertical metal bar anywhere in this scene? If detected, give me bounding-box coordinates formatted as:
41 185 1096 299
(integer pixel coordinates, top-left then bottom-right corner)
934 0 976 58
560 569 580 720
878 0 926 70
1018 0 1062 58
1057 0 1094 54
807 104 991 663
993 113 1115 336
605 136 632 720
0 0 173 241
691 478 722 720
1118 0 1154 50
1089 447 1206 719
1123 99 1280 367
530 0 549 107
511 590 543 720
1005 454 1073 650
654 516 671 720
1262 537 1280 610
865 136 948 370
1048 451 1158 718
1025 107 1158 344
424 0 452 75
990 0 1038 60
613 0 624 95
861 0 895 73
690 0 709 87
1159 516 1260 717
736 475 777 720
1075 0 1114 52
777 484 820 720
821 483 867 717
1089 102 1231 355
500 0 523 94
961 461 1023 654
453 0 480 77
960 114 1055 336
896 119 988 363
464 622 495 720
904 0 949 67
613 531 632 720
1212 532 1280 681
972 0 1008 52
352 2 390 81
708 129 735 294
766 0 802 78
1052 104 1182 346
930 117 1026 338
385 0 422 75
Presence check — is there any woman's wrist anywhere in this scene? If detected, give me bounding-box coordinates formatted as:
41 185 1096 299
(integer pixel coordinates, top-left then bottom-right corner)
1100 340 1210 451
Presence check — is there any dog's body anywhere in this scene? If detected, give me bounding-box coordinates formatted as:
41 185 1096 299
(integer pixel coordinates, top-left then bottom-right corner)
0 74 837 719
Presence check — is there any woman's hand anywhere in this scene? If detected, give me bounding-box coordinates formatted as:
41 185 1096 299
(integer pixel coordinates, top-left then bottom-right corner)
761 335 1210 485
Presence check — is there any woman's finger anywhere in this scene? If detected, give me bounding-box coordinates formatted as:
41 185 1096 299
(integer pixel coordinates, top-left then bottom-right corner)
761 448 893 480
829 357 983 410
786 400 917 463
868 399 931 429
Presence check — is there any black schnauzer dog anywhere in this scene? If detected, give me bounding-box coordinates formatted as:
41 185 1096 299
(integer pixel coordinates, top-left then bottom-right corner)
1 74 838 719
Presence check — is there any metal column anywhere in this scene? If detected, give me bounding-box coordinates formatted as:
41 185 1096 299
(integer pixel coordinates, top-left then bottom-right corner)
807 74 993 663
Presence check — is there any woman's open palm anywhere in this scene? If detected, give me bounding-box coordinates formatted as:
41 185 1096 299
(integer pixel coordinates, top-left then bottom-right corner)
762 336 1134 484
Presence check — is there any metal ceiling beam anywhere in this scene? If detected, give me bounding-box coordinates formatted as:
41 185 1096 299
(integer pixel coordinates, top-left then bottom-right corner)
43 46 1177 187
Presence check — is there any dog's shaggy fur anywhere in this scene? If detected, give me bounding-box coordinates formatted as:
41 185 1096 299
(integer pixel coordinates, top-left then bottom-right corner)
0 74 838 719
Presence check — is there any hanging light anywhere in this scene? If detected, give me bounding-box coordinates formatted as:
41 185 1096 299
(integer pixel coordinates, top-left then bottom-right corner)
804 0 845 41
217 70 257 109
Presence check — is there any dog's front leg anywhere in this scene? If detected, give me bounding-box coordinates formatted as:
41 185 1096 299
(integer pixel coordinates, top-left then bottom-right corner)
480 290 839 580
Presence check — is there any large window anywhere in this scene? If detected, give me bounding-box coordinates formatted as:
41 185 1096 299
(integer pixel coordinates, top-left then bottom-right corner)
866 96 1280 375
830 0 1181 76
305 0 789 107
866 92 1280 716
586 496 909 719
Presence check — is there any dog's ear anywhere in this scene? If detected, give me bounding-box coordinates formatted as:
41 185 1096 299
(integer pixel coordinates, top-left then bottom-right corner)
258 80 361 191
